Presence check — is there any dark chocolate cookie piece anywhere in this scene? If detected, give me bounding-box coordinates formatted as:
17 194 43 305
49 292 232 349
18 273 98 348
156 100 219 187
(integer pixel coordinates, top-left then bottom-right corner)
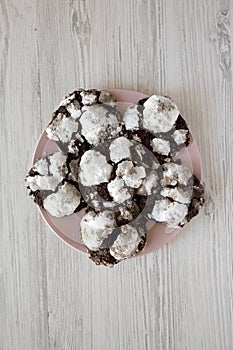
46 90 121 152
185 175 205 223
123 96 191 160
89 248 118 267
26 152 84 217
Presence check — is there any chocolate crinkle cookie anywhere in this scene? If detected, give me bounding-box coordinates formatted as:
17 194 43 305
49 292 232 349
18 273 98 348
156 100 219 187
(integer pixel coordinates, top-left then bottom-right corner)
80 209 147 267
46 89 121 153
26 90 205 267
25 152 84 217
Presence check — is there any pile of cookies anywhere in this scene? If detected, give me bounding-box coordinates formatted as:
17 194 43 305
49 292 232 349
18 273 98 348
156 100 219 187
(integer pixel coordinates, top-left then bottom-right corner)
26 89 204 266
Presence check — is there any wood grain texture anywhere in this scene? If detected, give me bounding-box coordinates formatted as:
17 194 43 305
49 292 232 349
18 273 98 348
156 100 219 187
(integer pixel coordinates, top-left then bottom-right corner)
0 0 232 349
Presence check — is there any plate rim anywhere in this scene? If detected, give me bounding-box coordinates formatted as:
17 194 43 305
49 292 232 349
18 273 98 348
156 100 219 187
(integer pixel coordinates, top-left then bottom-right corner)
32 88 203 256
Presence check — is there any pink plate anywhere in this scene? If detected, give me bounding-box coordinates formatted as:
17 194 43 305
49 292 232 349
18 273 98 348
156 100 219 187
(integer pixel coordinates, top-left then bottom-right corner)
33 89 202 256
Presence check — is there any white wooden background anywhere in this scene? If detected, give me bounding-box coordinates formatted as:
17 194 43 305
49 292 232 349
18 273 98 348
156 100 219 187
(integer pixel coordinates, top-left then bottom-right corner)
0 0 232 349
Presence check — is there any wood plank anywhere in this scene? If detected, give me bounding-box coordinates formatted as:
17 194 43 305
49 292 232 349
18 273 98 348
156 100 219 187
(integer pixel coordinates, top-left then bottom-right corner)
0 1 49 349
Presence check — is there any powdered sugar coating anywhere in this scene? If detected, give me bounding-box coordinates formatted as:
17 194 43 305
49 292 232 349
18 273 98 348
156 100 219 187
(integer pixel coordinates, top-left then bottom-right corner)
161 187 192 204
143 95 180 133
58 93 76 107
99 91 116 107
119 203 140 222
80 91 98 105
46 113 80 144
151 137 171 156
116 160 134 177
43 183 81 217
110 225 145 260
124 166 146 188
116 160 146 188
109 137 133 163
26 152 67 192
26 152 82 217
107 178 131 204
67 135 84 154
81 211 117 251
137 173 158 196
46 90 119 150
79 150 113 186
151 199 188 228
66 100 82 119
162 163 193 187
80 105 121 146
172 129 188 145
123 104 141 130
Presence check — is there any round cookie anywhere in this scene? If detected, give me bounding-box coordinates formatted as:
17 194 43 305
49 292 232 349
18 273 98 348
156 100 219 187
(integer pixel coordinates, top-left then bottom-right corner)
26 152 82 217
149 162 204 228
46 89 121 153
109 224 146 261
123 95 190 161
80 210 117 251
80 209 147 266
